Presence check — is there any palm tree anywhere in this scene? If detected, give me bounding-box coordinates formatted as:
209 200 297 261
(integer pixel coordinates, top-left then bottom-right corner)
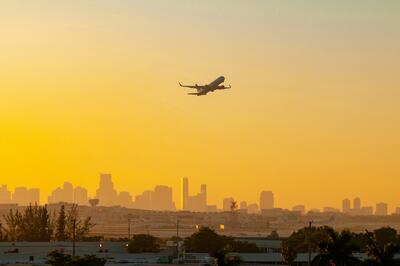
313 228 360 266
363 230 400 266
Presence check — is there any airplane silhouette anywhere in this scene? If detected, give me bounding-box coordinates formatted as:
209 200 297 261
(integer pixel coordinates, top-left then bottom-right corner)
179 76 231 96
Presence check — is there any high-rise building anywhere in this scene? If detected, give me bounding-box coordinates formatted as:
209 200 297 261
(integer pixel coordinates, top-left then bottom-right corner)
13 187 40 206
247 203 259 214
260 191 274 210
182 177 189 210
223 197 234 211
95 173 119 206
118 191 134 208
48 182 74 204
375 202 388 216
134 190 152 210
395 207 400 215
0 185 12 204
342 198 351 213
152 185 175 211
180 177 207 212
292 205 306 215
74 186 88 206
240 201 248 210
353 197 361 210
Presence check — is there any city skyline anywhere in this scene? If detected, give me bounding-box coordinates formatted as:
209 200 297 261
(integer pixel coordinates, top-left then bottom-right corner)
0 174 398 215
1 1 399 213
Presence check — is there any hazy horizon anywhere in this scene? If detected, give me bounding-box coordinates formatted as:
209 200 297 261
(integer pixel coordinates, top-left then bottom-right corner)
1 1 399 211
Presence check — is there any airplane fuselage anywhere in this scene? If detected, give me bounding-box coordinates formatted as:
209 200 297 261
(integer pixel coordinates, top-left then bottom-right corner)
180 76 230 96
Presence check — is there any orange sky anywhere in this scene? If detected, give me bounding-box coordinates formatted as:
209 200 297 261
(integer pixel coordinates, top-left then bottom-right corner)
0 1 399 211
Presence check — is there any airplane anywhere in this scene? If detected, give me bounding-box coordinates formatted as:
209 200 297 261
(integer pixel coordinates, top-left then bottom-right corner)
179 76 231 96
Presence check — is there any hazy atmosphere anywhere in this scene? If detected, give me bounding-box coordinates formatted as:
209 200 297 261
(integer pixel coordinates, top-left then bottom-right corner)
1 1 400 211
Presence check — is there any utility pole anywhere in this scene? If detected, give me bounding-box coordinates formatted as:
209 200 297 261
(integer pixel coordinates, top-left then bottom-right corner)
128 218 131 240
72 219 76 257
308 221 313 266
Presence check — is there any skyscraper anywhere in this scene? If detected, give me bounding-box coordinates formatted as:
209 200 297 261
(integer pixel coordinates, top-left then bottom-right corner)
152 185 175 211
342 198 351 213
0 185 12 204
181 177 207 212
181 177 188 210
375 202 388 216
223 197 234 211
118 191 134 208
74 186 88 206
353 197 361 210
13 187 40 206
48 182 74 204
260 191 274 210
95 173 119 206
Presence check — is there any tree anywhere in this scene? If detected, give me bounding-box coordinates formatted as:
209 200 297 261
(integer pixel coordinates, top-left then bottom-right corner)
184 227 232 254
127 234 161 253
56 205 67 241
282 245 297 266
282 225 332 255
46 250 106 266
364 230 400 266
312 228 360 266
65 204 94 241
373 227 399 247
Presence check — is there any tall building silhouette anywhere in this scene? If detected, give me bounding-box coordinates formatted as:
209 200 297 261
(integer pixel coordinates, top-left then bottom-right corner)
13 187 40 206
247 203 259 214
118 191 134 208
134 190 152 210
342 198 351 213
240 201 248 210
182 177 188 210
223 197 234 211
353 197 361 210
152 185 175 211
0 185 12 204
74 186 88 206
95 173 118 206
133 186 175 211
48 182 74 204
260 191 274 210
181 177 207 212
375 202 388 216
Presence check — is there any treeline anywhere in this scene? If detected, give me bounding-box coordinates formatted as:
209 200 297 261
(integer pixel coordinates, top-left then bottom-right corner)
0 204 94 242
283 225 400 265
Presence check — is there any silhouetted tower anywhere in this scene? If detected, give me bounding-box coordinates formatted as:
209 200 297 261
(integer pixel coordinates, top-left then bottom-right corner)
342 198 351 213
260 191 274 210
181 177 189 210
353 197 361 210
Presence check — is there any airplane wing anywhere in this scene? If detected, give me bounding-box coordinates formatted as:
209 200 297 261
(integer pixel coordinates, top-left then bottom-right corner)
187 93 200 96
217 85 231 89
179 82 199 89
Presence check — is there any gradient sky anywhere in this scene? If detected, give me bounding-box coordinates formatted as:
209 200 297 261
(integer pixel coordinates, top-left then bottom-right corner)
1 1 399 211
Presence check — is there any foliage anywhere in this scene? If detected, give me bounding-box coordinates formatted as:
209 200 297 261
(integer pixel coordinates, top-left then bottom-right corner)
3 204 53 241
312 228 360 266
46 250 106 266
282 245 297 266
127 234 161 253
2 204 94 241
364 230 400 266
184 227 232 255
56 205 67 241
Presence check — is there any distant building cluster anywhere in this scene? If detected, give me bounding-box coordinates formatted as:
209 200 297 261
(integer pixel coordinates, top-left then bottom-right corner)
0 185 40 206
0 176 396 215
